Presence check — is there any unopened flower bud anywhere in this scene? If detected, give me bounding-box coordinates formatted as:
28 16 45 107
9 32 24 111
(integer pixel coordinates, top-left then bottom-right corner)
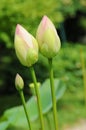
15 73 24 91
29 82 41 95
14 24 38 67
36 15 61 58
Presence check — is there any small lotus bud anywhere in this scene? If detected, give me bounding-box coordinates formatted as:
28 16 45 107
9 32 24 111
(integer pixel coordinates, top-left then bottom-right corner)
29 82 41 88
36 15 61 58
15 73 24 91
14 24 38 67
29 82 41 95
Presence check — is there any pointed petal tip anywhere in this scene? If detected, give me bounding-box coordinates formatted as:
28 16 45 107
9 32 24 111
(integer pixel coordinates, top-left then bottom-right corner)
16 24 21 28
16 73 19 77
42 15 48 21
15 24 19 34
42 15 48 19
15 24 22 35
41 15 49 29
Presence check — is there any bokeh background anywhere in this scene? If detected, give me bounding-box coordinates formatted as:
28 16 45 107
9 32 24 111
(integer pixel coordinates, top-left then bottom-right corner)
0 0 86 129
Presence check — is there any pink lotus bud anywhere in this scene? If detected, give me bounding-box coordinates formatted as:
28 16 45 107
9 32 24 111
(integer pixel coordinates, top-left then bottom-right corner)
14 24 38 67
15 73 24 91
36 15 61 58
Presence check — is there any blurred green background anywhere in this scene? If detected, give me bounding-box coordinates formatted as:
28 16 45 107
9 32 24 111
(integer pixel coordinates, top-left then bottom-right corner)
0 0 86 129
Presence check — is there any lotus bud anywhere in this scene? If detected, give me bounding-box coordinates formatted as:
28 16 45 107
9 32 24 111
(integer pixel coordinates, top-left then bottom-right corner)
15 73 24 91
36 15 61 58
29 82 41 95
14 24 38 67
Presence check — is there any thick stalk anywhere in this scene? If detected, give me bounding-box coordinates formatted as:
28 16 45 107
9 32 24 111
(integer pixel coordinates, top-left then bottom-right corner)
48 58 58 130
19 90 32 130
30 66 44 130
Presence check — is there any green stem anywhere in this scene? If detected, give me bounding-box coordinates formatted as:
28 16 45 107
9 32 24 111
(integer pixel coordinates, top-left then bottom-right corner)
48 58 58 130
30 66 44 130
80 48 86 105
46 114 51 130
19 90 32 130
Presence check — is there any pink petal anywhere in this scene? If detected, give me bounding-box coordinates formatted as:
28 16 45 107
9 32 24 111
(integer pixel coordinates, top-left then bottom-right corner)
42 15 48 29
15 24 33 48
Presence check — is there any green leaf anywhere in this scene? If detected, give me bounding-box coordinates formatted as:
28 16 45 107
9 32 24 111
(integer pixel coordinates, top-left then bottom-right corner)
0 78 66 129
0 121 9 130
